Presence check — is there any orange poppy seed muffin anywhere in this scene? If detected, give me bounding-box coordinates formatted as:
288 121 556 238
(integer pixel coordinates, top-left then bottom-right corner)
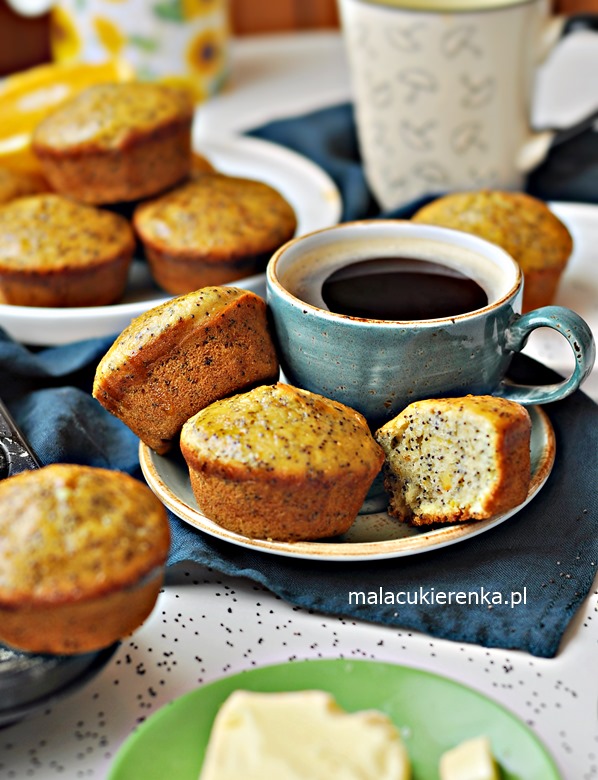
93 286 280 455
0 166 50 205
180 383 385 542
375 395 532 526
32 82 193 204
0 464 170 655
0 194 135 307
133 174 297 294
412 190 573 312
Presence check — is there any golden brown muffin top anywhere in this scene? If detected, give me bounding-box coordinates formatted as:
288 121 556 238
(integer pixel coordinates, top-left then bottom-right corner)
181 383 385 479
32 82 193 152
376 394 532 439
0 194 135 270
412 190 572 271
0 167 50 205
94 286 251 380
0 464 170 605
134 174 297 260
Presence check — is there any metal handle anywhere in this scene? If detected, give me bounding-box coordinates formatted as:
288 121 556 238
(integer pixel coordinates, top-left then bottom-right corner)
0 398 41 478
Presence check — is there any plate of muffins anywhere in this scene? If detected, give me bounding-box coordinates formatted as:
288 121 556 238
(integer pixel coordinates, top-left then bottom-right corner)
0 82 342 346
138 401 555 562
89 281 556 562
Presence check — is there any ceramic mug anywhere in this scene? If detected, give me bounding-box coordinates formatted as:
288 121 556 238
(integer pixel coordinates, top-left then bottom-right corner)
4 0 230 102
266 220 595 430
336 0 598 210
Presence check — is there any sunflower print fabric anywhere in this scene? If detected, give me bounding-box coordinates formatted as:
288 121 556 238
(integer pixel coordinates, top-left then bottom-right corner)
50 0 229 103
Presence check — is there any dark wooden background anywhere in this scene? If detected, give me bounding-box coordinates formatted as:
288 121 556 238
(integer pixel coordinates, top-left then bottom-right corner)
0 0 596 76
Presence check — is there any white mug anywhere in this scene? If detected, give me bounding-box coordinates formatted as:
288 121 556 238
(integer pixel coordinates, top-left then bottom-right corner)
337 0 598 210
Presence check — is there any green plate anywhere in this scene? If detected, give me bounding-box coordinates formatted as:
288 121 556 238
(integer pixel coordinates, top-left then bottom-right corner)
108 659 562 779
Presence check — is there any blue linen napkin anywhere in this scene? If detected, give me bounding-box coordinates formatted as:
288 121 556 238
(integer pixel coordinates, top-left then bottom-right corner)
2 334 596 659
2 103 597 659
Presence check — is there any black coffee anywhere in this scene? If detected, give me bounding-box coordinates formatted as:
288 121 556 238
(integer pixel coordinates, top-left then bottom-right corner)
321 257 488 320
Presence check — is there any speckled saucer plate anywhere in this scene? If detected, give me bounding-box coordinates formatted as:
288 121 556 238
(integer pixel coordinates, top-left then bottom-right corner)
108 658 562 779
0 135 341 346
139 405 555 562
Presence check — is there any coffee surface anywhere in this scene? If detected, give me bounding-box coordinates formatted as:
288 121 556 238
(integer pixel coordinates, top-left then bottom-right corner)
321 257 488 320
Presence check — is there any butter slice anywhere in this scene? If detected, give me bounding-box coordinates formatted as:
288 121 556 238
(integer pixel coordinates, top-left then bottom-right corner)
439 736 499 780
199 689 411 780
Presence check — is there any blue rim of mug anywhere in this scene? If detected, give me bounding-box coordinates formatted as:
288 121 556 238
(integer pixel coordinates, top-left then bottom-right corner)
266 219 523 325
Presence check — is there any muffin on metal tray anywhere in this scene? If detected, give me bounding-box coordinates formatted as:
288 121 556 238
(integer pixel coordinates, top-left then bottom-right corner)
0 464 170 655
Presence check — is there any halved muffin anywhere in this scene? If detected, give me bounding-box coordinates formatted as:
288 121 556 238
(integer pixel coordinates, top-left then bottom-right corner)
375 395 532 526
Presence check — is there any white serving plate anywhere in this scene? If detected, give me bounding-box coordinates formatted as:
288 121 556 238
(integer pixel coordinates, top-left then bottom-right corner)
0 135 341 346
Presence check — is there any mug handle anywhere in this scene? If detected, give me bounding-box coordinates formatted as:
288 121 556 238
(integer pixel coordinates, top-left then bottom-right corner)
517 14 598 173
496 306 596 405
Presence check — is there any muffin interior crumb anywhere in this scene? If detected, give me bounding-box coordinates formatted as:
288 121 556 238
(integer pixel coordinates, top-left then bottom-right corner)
382 408 497 519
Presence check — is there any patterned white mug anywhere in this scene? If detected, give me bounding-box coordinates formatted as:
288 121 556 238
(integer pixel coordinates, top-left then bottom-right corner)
337 0 598 210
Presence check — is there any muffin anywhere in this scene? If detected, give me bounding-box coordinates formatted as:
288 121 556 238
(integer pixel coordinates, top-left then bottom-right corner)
32 82 193 204
180 383 385 542
0 166 49 204
191 151 216 176
375 395 532 526
411 190 573 312
0 194 135 307
133 174 297 294
93 286 280 455
0 464 170 655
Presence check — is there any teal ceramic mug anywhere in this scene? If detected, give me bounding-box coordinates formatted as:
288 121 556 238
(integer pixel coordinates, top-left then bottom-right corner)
266 220 595 430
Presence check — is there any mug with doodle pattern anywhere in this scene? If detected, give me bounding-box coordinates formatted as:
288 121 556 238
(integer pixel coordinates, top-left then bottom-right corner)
337 0 598 210
50 0 229 102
